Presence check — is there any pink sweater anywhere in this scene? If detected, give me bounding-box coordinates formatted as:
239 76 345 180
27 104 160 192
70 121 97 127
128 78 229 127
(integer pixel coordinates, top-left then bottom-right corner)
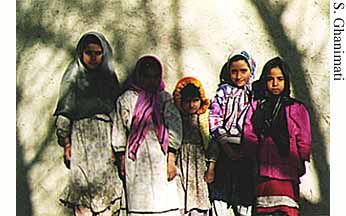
242 100 311 182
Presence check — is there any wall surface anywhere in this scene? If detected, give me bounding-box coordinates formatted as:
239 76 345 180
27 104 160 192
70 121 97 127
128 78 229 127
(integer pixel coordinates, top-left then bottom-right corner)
16 0 329 215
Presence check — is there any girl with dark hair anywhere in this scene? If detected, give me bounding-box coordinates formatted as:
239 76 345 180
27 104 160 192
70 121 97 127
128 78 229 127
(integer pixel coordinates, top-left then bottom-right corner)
173 77 212 215
54 32 123 215
205 50 257 216
112 55 184 216
242 57 312 216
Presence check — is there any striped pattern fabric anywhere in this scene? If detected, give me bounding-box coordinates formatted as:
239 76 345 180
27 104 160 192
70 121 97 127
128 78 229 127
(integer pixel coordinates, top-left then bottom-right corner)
256 179 299 216
209 83 251 140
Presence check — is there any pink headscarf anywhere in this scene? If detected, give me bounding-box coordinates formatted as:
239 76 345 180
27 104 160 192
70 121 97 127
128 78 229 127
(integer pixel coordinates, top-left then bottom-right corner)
127 55 169 160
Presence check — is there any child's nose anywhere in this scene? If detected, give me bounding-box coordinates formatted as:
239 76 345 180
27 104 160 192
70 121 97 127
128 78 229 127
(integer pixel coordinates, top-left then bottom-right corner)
235 72 241 80
90 53 98 59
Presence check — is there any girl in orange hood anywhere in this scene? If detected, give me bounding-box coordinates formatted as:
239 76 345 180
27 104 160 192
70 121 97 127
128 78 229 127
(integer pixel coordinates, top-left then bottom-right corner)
173 77 212 215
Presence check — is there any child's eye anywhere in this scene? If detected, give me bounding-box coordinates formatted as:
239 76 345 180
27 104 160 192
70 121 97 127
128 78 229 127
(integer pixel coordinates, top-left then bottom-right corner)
265 77 273 81
85 51 103 56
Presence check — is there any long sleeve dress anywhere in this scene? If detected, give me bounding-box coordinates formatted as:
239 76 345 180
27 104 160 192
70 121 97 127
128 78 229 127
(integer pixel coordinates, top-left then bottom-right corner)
56 114 123 214
242 100 311 216
176 112 211 215
206 49 257 216
208 84 256 207
241 56 312 216
112 90 184 216
54 31 123 215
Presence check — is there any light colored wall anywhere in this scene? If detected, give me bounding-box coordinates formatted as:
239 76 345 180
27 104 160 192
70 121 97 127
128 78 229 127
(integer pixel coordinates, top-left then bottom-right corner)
16 0 329 215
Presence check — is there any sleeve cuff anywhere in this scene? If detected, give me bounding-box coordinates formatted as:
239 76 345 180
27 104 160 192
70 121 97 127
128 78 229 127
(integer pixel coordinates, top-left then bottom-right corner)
168 146 177 154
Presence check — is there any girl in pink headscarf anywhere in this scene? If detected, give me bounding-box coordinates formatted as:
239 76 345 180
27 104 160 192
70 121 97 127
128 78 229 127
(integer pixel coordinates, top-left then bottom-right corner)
112 55 184 216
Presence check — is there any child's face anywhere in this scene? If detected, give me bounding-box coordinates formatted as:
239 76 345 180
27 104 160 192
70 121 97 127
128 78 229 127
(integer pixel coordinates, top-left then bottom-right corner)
138 65 161 93
229 60 251 88
182 97 202 114
82 43 103 70
266 66 285 95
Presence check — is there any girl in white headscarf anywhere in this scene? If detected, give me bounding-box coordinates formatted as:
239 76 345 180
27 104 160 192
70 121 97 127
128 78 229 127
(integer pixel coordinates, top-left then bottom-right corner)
205 50 257 216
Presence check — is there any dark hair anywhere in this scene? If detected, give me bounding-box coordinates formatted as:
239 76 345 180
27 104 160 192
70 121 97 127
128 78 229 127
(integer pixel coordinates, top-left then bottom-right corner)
132 56 163 90
254 56 291 99
180 83 201 101
138 57 161 76
83 35 102 49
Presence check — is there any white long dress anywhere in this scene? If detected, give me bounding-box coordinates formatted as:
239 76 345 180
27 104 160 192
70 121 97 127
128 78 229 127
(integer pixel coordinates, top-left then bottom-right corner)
112 90 184 216
177 114 211 215
56 114 123 214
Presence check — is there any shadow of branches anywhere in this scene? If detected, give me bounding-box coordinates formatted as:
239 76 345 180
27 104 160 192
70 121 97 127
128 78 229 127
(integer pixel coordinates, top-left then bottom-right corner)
17 0 328 215
16 1 75 69
16 0 184 215
250 0 329 215
16 83 57 215
16 130 33 216
171 0 184 78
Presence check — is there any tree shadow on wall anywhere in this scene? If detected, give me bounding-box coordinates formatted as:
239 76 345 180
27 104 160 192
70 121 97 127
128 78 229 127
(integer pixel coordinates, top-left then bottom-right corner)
107 0 184 81
170 0 183 79
250 1 329 215
16 86 58 216
55 0 185 83
16 84 33 216
16 133 33 216
16 13 76 211
16 2 76 68
16 0 185 215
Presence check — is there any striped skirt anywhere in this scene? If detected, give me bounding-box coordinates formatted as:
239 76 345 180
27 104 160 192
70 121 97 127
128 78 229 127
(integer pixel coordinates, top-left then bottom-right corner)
256 178 299 216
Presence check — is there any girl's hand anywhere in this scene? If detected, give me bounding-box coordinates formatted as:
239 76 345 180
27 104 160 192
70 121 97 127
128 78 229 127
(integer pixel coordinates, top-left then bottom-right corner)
167 152 177 181
167 163 177 181
64 139 71 169
111 150 116 162
120 154 125 178
204 163 215 183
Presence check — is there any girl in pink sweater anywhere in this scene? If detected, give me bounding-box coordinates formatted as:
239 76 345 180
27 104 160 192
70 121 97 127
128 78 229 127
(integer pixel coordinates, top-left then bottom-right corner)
242 57 312 216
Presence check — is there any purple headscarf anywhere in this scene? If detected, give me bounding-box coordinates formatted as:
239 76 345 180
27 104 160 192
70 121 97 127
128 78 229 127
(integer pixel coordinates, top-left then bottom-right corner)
126 55 169 160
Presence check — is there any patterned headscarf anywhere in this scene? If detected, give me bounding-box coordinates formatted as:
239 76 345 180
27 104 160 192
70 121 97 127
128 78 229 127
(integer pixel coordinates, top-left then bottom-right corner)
209 50 256 140
126 55 169 161
220 49 256 87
